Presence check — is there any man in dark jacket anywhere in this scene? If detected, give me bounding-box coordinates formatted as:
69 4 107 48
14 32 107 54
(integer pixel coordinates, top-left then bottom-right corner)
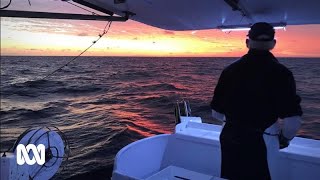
210 22 303 180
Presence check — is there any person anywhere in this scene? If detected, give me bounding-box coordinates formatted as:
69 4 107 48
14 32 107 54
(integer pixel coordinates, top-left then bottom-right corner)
210 22 303 180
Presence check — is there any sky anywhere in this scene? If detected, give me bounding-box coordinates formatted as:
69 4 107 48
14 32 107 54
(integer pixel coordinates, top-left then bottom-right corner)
1 0 320 57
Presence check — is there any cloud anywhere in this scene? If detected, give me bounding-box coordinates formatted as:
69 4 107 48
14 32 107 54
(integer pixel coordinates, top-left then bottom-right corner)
27 48 44 52
163 30 175 35
78 32 88 36
61 49 71 52
209 41 221 44
1 18 103 36
222 44 237 48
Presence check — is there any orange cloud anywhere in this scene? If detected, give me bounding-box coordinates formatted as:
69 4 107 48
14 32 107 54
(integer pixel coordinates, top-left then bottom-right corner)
1 17 320 57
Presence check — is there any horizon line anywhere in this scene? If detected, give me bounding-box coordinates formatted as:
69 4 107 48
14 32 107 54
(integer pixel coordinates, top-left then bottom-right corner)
1 55 319 59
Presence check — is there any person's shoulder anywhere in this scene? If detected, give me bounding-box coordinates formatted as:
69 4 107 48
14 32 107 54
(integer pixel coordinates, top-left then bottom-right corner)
223 56 246 73
270 59 293 76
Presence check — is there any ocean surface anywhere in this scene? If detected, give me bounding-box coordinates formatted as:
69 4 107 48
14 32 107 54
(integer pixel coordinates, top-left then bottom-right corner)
1 56 319 179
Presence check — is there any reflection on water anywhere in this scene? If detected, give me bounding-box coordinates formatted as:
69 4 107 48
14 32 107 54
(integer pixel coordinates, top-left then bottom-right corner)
0 56 319 179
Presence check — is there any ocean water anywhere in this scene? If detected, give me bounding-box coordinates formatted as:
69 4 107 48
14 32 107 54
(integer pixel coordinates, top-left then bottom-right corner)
1 56 319 179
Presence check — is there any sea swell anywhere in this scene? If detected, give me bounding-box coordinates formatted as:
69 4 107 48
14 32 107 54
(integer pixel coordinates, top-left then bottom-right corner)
0 56 319 180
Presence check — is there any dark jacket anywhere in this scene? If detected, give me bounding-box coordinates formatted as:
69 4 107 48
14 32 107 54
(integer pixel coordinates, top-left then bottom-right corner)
211 49 302 131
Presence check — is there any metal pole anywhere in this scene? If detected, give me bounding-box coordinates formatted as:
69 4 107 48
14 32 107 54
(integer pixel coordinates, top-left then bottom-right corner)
0 10 128 21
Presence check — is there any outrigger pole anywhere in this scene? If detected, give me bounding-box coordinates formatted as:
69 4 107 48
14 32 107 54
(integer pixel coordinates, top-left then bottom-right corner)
0 10 129 21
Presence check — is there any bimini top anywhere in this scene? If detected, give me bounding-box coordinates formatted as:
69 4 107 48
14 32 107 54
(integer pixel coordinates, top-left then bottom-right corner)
74 0 320 30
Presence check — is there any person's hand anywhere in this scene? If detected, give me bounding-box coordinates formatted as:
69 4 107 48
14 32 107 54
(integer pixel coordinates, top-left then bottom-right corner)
278 130 291 149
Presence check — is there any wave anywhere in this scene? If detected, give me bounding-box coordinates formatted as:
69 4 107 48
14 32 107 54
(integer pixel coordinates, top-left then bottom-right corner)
116 70 153 81
14 79 65 88
141 95 172 103
18 69 33 75
2 80 103 97
119 120 166 137
80 98 127 105
1 106 69 121
53 86 102 95
1 79 66 97
140 83 187 92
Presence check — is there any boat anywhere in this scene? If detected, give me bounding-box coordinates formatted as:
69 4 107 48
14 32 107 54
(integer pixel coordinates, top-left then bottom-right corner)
1 0 320 180
112 102 320 180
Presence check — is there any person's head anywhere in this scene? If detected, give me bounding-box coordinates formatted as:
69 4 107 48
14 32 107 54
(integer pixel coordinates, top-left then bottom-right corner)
246 22 276 51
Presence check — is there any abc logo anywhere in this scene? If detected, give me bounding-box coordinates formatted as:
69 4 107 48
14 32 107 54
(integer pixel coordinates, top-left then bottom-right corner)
16 144 45 165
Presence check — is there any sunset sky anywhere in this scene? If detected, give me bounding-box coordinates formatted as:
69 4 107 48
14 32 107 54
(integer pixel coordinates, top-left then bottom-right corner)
1 0 320 57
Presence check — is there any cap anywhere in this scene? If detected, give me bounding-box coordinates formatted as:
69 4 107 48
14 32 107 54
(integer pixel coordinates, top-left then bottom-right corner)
248 22 275 41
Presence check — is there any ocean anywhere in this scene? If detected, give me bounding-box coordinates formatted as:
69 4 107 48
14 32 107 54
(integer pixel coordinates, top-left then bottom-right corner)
1 56 319 179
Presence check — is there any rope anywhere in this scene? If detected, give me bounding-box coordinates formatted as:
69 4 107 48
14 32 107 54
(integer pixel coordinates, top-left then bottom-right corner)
41 21 112 80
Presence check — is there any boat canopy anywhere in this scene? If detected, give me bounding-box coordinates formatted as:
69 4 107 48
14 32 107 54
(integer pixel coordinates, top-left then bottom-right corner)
1 0 320 30
74 0 320 30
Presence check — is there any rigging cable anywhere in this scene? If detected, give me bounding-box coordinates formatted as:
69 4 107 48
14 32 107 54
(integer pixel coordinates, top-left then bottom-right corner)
65 1 99 15
0 0 12 9
41 21 112 80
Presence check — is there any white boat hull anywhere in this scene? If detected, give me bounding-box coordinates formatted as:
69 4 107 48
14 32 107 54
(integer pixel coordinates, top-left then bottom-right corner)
112 117 320 180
